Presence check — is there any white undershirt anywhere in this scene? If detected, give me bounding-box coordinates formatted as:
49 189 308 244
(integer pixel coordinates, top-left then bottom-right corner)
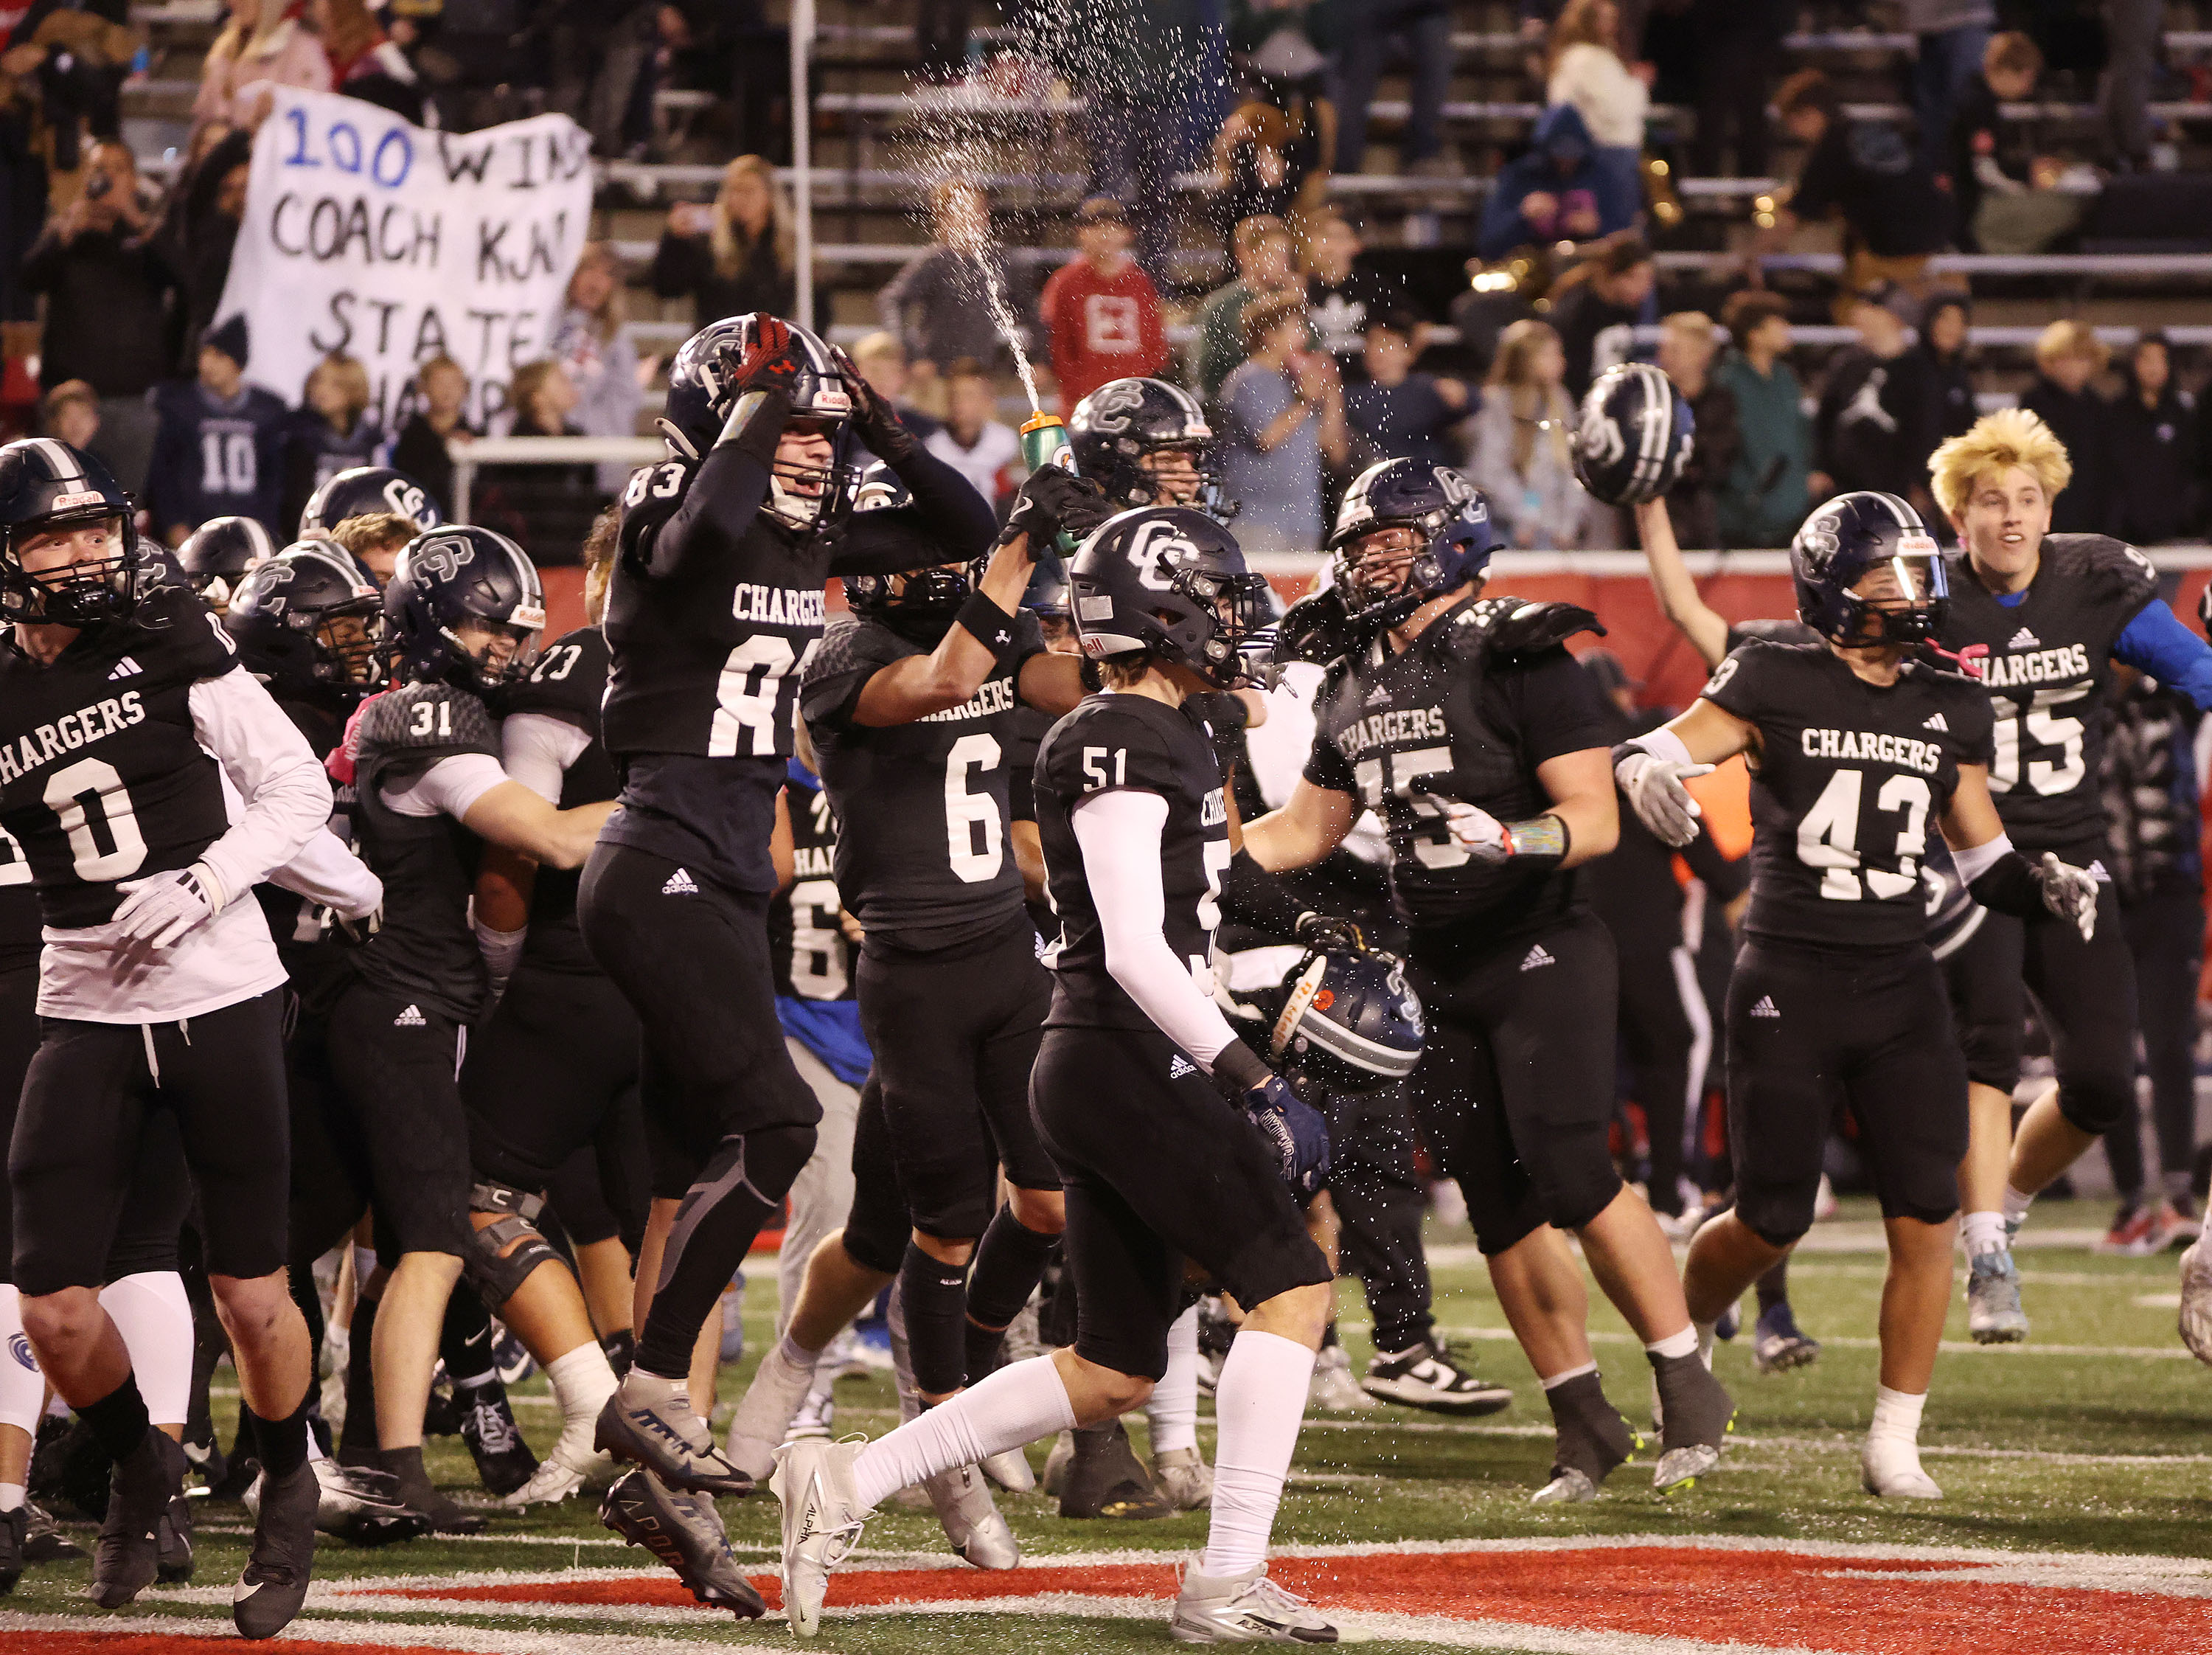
501 712 592 805
378 752 509 822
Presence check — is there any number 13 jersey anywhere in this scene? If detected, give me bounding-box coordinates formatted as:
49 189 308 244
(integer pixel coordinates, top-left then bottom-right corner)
1701 639 1994 949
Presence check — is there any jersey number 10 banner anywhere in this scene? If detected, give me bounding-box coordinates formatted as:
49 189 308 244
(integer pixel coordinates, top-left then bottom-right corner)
212 88 594 433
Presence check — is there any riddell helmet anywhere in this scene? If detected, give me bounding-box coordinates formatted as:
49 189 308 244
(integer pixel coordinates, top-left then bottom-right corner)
299 465 442 539
1791 491 1948 648
1269 915 1425 1094
1070 506 1275 689
384 525 546 695
1068 377 1235 518
0 438 142 626
175 516 276 608
226 540 389 700
1328 459 1499 627
661 313 855 536
1571 361 1695 507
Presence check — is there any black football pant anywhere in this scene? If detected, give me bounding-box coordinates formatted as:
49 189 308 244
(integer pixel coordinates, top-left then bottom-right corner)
1617 942 1704 1218
1324 1086 1435 1356
2105 872 2202 1206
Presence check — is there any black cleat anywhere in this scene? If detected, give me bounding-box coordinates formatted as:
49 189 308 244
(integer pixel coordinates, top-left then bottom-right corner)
91 1428 187 1608
378 1446 487 1536
1057 1420 1172 1520
457 1382 538 1498
594 1388 753 1497
21 1500 83 1564
233 1459 318 1640
156 1491 195 1583
1532 1370 1641 1505
0 1505 23 1594
420 1379 461 1439
1650 1352 1736 1494
600 1468 765 1619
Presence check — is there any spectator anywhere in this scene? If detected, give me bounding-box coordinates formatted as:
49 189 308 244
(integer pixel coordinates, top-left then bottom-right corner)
1549 232 1655 399
1772 69 1952 311
554 240 644 494
1655 310 1737 551
390 354 474 517
880 180 1026 389
1062 0 1208 278
478 358 600 563
1212 69 1335 236
845 331 942 442
1467 318 1592 550
1304 212 1391 369
2108 332 2197 546
1187 214 1312 406
1329 0 1453 178
1906 0 1994 176
1475 102 1638 261
1344 308 1470 467
1712 289 1813 547
167 127 253 368
40 380 101 452
649 155 797 333
1949 32 2079 255
282 350 382 535
1544 0 1649 210
2098 0 2158 171
19 140 178 493
192 0 333 136
310 0 425 123
1896 291 1976 518
1040 196 1167 412
1 4 142 181
1685 0 1787 178
1220 289 1348 558
922 358 1020 514
1814 290 1920 501
145 314 288 544
2018 319 2112 535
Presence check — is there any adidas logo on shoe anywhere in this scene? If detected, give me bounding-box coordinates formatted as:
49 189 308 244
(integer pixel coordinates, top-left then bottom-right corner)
1168 1053 1197 1079
393 1004 427 1027
108 656 141 680
1750 995 1781 1019
1520 944 1554 972
661 867 698 896
1923 712 1948 731
2006 626 2040 650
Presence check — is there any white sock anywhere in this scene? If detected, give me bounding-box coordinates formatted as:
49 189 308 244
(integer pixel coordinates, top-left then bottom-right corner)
1960 1210 2008 1258
1540 1361 1599 1389
1200 1330 1315 1579
0 1482 22 1513
98 1271 193 1429
1868 1384 1927 1445
726 1333 823 1458
1644 1325 1698 1361
1145 1305 1200 1456
546 1342 619 1444
2000 1184 2034 1231
306 1432 327 1464
851 1354 1076 1510
0 1286 44 1435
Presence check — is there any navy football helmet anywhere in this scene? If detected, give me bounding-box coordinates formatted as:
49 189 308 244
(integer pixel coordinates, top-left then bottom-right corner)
661 313 855 536
385 525 546 694
1571 361 1695 507
1270 915 1425 1094
1329 459 1499 627
1070 506 1276 690
226 540 388 699
175 516 277 610
0 437 142 625
299 465 442 539
1791 491 1947 648
1068 376 1235 519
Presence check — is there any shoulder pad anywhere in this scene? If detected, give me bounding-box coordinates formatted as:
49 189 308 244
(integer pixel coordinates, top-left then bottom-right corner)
499 626 606 725
360 680 499 762
1730 616 1820 650
133 583 243 681
2048 533 2160 608
802 615 908 691
1448 596 1606 661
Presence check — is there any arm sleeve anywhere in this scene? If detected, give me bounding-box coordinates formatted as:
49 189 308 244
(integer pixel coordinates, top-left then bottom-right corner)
186 667 336 905
2112 598 2212 709
501 712 594 805
267 824 383 919
631 395 787 580
380 752 512 821
1071 788 1245 1072
827 443 998 576
1301 716 1360 795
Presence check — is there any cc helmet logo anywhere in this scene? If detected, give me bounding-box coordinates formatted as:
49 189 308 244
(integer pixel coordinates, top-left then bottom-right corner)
1581 412 1626 467
1434 467 1473 504
384 479 431 524
1801 511 1843 567
1086 381 1145 432
413 534 476 583
1125 518 1198 591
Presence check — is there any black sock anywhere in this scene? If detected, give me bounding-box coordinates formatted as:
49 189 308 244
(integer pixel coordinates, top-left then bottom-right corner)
80 1376 153 1462
636 1123 815 1378
184 1268 224 1454
251 1393 315 1479
379 1443 456 1516
440 1287 499 1387
338 1294 380 1462
963 1207 1057 1384
899 1241 972 1396
601 1328 636 1377
1753 1257 1790 1316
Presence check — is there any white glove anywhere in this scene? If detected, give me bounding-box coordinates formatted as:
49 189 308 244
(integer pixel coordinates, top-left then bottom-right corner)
112 862 226 951
1614 751 1715 847
1435 800 1514 864
2036 852 2098 942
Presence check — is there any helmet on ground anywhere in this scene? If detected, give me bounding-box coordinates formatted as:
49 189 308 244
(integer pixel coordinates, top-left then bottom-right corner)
1328 459 1499 627
384 525 546 694
1791 491 1948 648
1571 361 1694 507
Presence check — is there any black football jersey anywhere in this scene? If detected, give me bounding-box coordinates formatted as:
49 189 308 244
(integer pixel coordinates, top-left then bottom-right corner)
1939 534 2158 853
770 763 856 1001
0 828 38 974
349 680 501 1021
0 583 242 929
1702 639 1995 948
800 611 1046 952
1034 693 1232 1032
497 625 616 975
1302 597 1611 934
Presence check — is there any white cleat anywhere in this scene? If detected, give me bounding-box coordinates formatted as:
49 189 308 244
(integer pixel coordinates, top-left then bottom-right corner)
1529 1467 1597 1505
979 1446 1036 1493
922 1461 1020 1568
726 1342 824 1483
504 1439 614 1510
1966 1249 2029 1345
2179 1239 2212 1364
1306 1343 1372 1412
1861 1435 1944 1499
1169 1563 1340 1644
1153 1445 1214 1510
769 1437 871 1637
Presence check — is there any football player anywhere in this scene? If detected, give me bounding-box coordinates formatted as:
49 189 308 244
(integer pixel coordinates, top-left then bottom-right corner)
1242 459 1733 1502
1924 411 2212 1341
300 466 443 590
174 516 276 614
773 505 1341 1642
580 313 990 1494
1068 376 1231 516
1614 491 2097 1496
0 438 340 1635
321 527 613 1530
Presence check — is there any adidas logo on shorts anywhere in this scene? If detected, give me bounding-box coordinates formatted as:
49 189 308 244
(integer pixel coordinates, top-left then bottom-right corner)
1923 712 1949 731
107 656 141 680
661 867 698 896
393 1004 427 1027
1168 1053 1197 1079
1750 995 1781 1019
2007 626 2041 650
1520 943 1554 972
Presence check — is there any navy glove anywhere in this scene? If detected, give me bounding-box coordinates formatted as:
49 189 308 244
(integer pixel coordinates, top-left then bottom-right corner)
1245 1073 1331 1202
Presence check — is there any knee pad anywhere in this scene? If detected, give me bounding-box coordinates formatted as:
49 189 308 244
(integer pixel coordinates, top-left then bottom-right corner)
2056 1070 2135 1137
462 1181 565 1312
1733 1185 1814 1252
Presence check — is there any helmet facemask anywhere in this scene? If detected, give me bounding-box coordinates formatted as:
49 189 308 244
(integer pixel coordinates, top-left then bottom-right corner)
442 615 542 695
765 415 853 535
4 511 139 627
307 597 389 688
851 555 988 643
1833 534 1948 647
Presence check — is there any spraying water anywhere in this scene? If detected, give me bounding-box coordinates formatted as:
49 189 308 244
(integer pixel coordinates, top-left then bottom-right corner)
975 254 1042 413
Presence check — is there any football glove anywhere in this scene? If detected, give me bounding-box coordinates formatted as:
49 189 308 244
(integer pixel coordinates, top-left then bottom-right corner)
2036 852 2099 942
727 315 804 397
112 861 226 950
831 344 918 466
998 465 1114 551
1614 749 1714 847
1244 1072 1330 1202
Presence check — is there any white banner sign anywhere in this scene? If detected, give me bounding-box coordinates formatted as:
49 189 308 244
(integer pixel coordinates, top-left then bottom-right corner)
215 89 594 436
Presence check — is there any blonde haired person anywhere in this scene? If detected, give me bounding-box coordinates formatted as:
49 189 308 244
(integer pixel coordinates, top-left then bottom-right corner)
192 0 332 135
1544 0 1649 150
648 156 797 330
282 351 380 535
1467 319 1596 549
553 242 643 493
2017 322 2112 533
1924 404 2212 1347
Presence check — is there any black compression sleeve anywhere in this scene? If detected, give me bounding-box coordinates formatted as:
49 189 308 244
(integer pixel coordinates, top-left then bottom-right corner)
831 445 998 575
641 389 790 577
1211 1038 1272 1094
1221 847 1310 939
1967 850 2045 917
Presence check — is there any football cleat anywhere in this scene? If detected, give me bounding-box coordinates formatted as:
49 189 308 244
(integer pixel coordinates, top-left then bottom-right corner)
1305 1342 1371 1412
1751 1302 1822 1374
770 1437 872 1637
1360 1339 1512 1415
459 1384 538 1497
596 1381 753 1496
0 1505 22 1595
1966 1249 2028 1345
233 1458 319 1639
1057 1420 1172 1519
922 1461 1020 1568
1649 1354 1733 1495
156 1490 195 1583
503 1438 615 1510
1533 1372 1639 1504
286 1460 432 1546
91 1427 186 1608
2178 1238 2212 1363
787 1388 835 1442
599 1468 765 1619
979 1446 1036 1493
1152 1445 1214 1510
723 1339 821 1483
21 1500 83 1564
1169 1562 1339 1644
1860 1435 1943 1500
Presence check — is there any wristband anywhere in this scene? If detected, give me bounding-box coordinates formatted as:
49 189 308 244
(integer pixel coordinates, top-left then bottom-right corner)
1211 1037 1273 1095
1503 811 1569 866
954 590 1023 669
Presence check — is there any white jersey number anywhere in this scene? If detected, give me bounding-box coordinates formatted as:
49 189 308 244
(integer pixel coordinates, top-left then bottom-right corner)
785 875 849 999
1353 744 1467 870
709 634 819 757
1796 767 1931 901
45 757 147 883
1988 686 2089 798
945 732 1005 884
